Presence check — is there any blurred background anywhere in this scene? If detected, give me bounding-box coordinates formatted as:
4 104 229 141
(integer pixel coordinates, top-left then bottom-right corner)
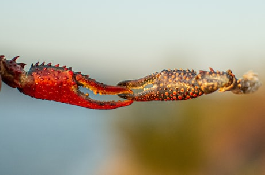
0 0 264 175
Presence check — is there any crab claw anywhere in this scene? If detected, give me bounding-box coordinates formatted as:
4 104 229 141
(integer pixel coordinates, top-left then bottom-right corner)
72 74 134 109
0 56 133 110
19 64 134 110
118 68 262 102
117 69 204 101
117 73 159 101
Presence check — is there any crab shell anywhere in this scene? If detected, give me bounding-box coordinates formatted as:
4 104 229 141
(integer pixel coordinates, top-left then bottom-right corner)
0 56 133 110
117 68 259 101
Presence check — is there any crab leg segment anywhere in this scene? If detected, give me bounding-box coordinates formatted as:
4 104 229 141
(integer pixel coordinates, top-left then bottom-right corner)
118 69 204 101
117 68 261 102
230 71 262 94
196 69 236 94
75 74 133 95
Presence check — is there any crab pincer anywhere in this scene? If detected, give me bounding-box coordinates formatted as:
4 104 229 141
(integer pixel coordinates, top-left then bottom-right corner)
0 55 133 110
117 68 261 102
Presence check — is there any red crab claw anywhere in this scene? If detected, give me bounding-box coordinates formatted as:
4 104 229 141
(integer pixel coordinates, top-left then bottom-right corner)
0 56 133 110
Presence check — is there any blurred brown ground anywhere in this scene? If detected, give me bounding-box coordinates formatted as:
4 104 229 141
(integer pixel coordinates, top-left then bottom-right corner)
98 76 265 175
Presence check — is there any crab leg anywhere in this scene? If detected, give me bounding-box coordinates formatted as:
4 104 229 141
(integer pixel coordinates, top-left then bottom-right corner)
73 74 134 109
230 71 262 94
75 74 134 95
117 68 261 101
118 69 204 101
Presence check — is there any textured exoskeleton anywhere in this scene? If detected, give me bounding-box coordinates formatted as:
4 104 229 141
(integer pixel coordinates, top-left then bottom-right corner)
117 68 261 101
0 56 133 110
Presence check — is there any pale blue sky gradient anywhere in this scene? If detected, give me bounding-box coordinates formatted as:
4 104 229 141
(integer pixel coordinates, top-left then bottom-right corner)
1 0 265 74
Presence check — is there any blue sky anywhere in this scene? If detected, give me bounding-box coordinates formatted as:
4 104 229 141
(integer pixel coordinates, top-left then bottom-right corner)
1 0 264 73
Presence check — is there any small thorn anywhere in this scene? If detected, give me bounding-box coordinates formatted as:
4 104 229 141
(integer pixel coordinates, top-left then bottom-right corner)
12 56 19 62
62 65 66 68
18 63 26 68
31 63 34 67
35 62 39 66
47 63 52 66
40 62 45 66
55 64 59 67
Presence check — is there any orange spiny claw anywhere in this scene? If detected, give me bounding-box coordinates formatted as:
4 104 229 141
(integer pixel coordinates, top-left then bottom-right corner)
0 56 133 110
